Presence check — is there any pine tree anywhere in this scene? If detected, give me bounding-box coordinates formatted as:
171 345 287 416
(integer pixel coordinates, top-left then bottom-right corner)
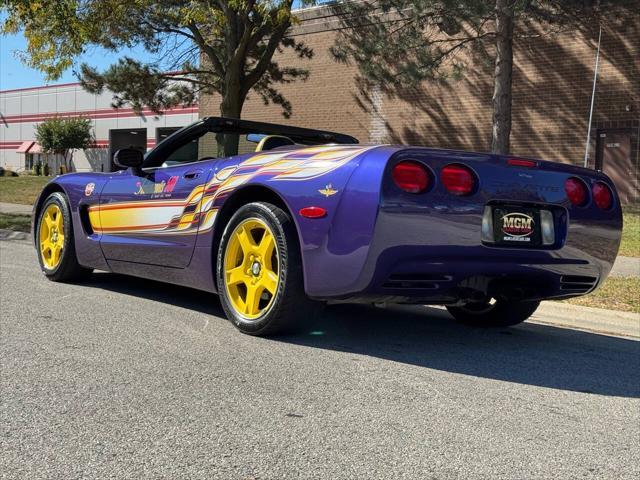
2 1 314 156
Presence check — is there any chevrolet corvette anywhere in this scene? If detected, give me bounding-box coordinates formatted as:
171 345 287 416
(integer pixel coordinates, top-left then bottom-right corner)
33 117 622 335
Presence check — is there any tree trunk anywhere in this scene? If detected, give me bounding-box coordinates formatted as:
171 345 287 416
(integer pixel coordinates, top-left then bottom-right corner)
491 0 515 155
63 149 71 174
218 79 245 158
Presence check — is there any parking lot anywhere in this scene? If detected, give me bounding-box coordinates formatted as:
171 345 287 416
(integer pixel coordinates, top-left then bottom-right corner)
2 238 639 479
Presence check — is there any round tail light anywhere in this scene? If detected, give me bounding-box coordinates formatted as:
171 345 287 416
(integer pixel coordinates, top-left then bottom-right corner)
564 177 588 207
392 161 430 194
592 182 613 210
441 164 475 196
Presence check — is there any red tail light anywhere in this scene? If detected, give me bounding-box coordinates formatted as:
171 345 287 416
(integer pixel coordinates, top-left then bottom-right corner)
441 164 475 196
592 182 613 210
392 161 430 194
564 177 588 206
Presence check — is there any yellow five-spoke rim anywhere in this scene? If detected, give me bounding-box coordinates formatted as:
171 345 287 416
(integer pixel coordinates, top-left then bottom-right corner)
224 218 279 319
39 204 65 269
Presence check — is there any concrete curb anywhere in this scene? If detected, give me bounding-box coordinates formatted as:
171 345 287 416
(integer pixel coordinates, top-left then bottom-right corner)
0 229 31 242
534 301 639 338
0 202 33 215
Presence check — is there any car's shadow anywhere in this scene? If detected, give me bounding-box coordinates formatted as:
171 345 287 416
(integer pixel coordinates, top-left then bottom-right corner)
84 272 640 398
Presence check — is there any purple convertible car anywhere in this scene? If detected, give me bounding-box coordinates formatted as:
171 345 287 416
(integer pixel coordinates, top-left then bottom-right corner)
33 117 622 335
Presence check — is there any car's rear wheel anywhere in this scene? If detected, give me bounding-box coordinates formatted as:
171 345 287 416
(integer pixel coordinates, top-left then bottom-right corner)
446 298 540 327
36 192 92 282
216 201 315 336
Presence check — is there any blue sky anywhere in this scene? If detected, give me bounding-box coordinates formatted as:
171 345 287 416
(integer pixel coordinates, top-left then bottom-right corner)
0 31 149 91
0 2 317 91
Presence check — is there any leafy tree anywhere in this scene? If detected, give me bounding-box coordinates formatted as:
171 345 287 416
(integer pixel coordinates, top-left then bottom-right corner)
2 0 313 156
330 0 630 154
34 117 93 173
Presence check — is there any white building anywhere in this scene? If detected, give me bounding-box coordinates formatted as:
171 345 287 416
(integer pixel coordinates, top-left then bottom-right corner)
0 82 199 173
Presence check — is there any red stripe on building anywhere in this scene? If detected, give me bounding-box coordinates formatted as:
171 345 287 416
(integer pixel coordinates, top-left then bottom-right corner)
0 142 24 149
1 105 198 124
1 139 157 150
0 81 83 94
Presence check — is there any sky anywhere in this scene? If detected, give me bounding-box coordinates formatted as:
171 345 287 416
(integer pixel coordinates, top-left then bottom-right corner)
0 2 317 92
0 30 149 91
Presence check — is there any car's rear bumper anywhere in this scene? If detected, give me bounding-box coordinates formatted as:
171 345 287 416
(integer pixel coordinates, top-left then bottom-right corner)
312 204 622 304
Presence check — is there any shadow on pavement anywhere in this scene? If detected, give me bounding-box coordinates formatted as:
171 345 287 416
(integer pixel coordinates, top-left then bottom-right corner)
84 272 225 316
85 272 640 398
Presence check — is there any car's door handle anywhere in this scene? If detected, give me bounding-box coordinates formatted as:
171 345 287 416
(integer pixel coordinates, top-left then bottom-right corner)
183 169 203 180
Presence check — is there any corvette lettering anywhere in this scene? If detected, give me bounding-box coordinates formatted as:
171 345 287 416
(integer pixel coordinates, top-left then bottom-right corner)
489 180 560 193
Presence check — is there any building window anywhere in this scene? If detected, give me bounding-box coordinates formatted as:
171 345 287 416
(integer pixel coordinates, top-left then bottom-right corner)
25 153 35 171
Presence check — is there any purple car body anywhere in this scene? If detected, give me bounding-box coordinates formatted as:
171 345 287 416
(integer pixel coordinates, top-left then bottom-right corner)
32 118 622 307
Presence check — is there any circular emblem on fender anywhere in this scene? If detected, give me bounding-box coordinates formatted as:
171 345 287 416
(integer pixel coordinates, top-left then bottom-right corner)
85 182 95 196
501 212 534 237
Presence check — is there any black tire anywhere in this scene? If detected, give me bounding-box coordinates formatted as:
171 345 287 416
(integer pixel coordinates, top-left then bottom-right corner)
35 192 92 282
216 202 316 336
446 299 540 327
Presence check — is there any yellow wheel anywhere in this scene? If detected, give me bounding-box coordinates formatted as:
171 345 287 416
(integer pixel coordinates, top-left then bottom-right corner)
217 202 316 336
36 192 92 281
223 218 279 319
39 203 65 269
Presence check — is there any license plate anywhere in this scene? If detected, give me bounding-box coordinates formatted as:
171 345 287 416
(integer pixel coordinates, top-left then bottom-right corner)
493 207 542 246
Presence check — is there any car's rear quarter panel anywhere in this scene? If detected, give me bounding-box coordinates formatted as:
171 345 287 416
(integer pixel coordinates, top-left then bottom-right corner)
310 147 622 301
201 145 390 293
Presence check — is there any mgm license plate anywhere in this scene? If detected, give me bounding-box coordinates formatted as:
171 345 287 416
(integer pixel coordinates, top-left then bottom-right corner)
493 207 542 246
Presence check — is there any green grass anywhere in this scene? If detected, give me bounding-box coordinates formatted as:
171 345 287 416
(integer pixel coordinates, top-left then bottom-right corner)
0 176 51 205
620 211 639 257
0 213 31 232
564 277 640 313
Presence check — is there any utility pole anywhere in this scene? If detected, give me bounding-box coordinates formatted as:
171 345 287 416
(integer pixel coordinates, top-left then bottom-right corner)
584 25 602 168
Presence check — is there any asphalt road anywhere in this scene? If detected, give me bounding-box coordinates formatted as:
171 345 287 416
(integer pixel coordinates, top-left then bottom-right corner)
1 239 639 479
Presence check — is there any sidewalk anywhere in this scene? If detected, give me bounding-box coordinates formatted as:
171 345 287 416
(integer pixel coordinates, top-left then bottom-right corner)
0 202 32 215
610 256 640 277
535 301 639 338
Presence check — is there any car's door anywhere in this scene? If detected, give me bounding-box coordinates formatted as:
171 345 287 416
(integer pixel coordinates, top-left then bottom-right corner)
98 128 217 268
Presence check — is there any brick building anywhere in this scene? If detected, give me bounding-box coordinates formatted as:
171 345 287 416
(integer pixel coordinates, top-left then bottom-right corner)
200 6 639 204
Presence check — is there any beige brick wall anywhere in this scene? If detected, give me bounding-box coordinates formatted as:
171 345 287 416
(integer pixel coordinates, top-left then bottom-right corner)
200 6 639 202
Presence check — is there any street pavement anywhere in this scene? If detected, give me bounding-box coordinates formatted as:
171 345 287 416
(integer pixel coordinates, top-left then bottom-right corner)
1 239 639 479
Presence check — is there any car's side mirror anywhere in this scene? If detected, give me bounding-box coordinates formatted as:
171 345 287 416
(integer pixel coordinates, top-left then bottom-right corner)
114 148 144 173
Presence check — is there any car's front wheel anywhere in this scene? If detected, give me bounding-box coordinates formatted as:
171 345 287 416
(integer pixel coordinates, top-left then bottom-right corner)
36 192 92 282
216 202 314 336
446 298 540 327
